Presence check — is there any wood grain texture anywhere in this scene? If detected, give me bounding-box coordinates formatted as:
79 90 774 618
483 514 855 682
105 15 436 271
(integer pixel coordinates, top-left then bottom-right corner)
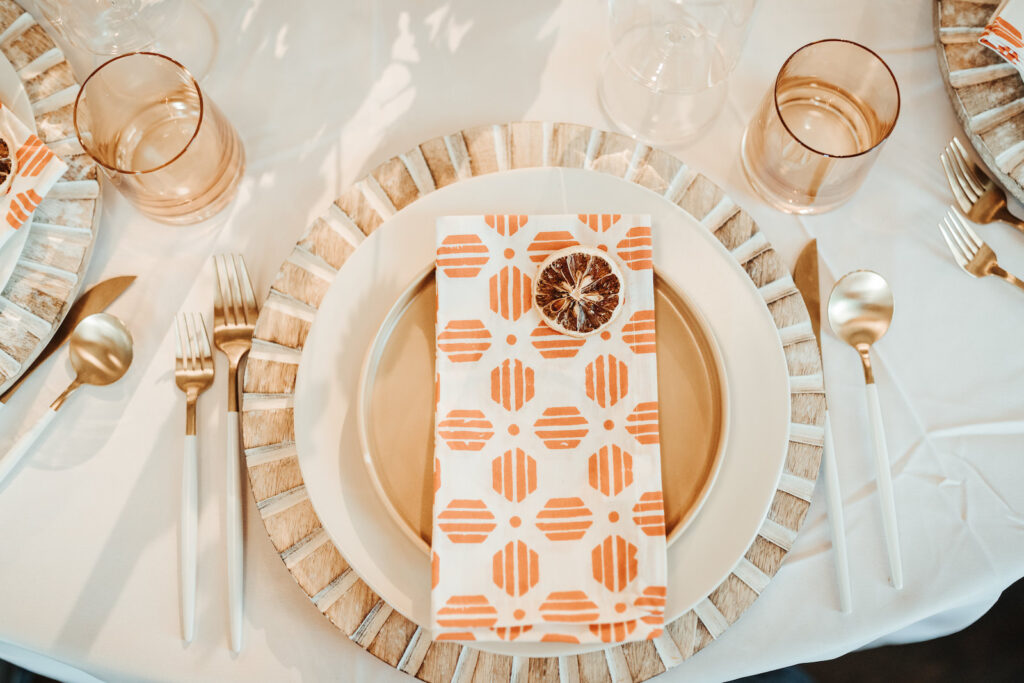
935 0 1024 203
0 0 99 393
239 122 825 681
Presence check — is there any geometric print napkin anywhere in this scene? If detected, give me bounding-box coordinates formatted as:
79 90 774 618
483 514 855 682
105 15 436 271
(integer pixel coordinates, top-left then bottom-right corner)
432 214 666 645
0 102 67 251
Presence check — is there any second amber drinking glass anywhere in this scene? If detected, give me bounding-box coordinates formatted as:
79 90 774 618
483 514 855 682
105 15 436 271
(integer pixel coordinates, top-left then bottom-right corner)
74 52 244 225
740 39 900 214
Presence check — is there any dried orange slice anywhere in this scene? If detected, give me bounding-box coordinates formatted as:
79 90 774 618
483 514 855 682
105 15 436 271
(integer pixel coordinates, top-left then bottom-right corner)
0 136 15 196
533 247 624 337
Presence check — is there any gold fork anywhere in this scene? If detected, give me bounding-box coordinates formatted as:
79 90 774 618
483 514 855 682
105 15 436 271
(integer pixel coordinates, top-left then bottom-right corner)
940 137 1024 234
212 254 258 654
939 208 1024 294
174 312 214 645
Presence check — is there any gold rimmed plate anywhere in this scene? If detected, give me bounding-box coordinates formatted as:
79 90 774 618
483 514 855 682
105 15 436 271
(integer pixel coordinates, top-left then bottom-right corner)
357 266 728 555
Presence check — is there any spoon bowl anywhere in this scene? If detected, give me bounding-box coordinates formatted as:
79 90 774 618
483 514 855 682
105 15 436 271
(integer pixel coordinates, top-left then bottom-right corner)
68 313 134 387
827 270 894 351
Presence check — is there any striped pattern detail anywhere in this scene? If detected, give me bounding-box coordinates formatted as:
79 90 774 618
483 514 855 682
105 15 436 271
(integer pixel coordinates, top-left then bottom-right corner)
527 230 579 263
539 590 600 623
488 265 531 321
437 409 493 450
530 322 586 358
777 471 815 502
585 354 629 407
491 540 540 596
436 595 498 629
760 518 798 550
485 214 527 236
634 585 666 625
622 310 656 353
15 135 56 178
490 358 535 411
534 406 588 449
491 448 537 503
616 226 653 270
588 444 634 496
625 401 660 445
591 535 638 591
6 189 42 228
589 620 637 643
578 213 620 232
438 320 491 362
693 598 729 639
437 233 488 277
700 197 740 231
632 491 666 537
437 499 496 544
493 625 532 641
535 497 593 541
732 557 770 594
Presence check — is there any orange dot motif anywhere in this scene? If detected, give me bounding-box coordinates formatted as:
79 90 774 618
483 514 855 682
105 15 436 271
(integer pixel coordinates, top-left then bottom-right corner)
530 322 586 359
436 594 498 630
591 535 638 591
437 319 491 363
622 310 656 354
588 444 634 496
535 497 593 541
527 230 580 263
490 358 535 411
491 448 537 503
578 213 621 232
492 540 539 596
437 410 493 451
437 233 489 278
533 406 589 449
485 214 528 236
632 491 666 537
626 402 660 445
616 226 653 270
489 265 532 321
504 248 515 259
585 354 629 408
438 499 496 544
539 590 600 623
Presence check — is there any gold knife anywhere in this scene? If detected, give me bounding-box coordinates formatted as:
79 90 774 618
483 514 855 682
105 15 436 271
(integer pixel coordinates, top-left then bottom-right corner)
0 275 136 403
793 240 852 613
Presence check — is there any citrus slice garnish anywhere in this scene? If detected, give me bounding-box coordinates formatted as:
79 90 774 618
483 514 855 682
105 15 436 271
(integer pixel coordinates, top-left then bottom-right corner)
0 137 14 196
533 246 625 337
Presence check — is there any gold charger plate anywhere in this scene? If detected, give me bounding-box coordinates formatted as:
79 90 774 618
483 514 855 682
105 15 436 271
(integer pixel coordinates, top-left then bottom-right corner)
358 267 727 555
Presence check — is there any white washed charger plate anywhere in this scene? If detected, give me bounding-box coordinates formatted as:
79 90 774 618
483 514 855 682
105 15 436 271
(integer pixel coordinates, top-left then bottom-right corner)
293 167 791 659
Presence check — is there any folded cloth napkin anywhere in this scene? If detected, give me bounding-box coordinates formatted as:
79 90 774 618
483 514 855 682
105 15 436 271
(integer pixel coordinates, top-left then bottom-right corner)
432 213 666 645
980 0 1024 70
0 102 67 252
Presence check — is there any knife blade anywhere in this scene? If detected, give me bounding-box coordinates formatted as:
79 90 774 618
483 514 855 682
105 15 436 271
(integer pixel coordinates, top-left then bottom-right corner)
792 240 852 613
0 275 136 403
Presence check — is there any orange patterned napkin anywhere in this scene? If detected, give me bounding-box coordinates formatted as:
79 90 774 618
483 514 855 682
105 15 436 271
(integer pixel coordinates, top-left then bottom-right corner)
432 214 666 645
980 1 1024 69
0 102 67 251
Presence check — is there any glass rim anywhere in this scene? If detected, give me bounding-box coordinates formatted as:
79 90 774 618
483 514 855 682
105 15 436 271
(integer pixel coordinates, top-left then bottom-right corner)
73 51 204 175
772 38 901 160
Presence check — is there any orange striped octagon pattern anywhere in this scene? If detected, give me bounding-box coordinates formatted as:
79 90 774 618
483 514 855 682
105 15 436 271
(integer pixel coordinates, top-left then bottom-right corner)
592 535 638 592
491 540 540 597
436 594 498 637
533 406 589 449
438 319 491 362
634 585 666 625
530 322 586 359
485 213 528 236
590 620 638 644
490 358 535 411
539 590 600 623
437 409 494 451
578 213 621 232
489 265 532 321
622 310 656 354
493 625 532 641
491 448 537 503
437 233 489 278
438 499 497 544
585 354 629 408
527 230 579 263
626 401 660 445
632 491 666 537
588 444 634 496
616 226 653 270
535 497 593 540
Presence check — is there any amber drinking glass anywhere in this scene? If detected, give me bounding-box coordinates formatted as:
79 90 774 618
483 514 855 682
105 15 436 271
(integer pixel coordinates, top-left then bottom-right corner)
740 39 900 214
74 52 244 225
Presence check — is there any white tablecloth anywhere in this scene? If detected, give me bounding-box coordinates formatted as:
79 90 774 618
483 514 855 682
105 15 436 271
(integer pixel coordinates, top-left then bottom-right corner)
2 0 1022 681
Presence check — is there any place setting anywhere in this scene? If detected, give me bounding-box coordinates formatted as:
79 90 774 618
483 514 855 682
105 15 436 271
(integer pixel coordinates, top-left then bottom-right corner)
2 0 1024 681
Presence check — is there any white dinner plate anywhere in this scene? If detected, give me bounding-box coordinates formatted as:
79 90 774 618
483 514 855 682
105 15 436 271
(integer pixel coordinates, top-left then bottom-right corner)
294 167 791 658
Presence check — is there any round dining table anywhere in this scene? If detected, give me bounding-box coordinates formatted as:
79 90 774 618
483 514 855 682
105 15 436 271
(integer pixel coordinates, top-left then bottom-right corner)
1 0 1022 680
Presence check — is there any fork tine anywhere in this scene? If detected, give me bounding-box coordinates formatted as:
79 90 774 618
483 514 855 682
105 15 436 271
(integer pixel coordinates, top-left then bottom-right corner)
951 209 984 250
196 313 213 371
951 137 988 195
224 254 244 326
938 220 969 269
213 255 230 327
232 254 259 324
184 311 199 371
940 152 974 214
944 210 976 258
174 314 185 365
944 144 981 204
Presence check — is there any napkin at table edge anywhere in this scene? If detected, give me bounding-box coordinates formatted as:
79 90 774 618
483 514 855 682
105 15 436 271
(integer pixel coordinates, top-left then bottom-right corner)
0 101 68 251
979 0 1024 73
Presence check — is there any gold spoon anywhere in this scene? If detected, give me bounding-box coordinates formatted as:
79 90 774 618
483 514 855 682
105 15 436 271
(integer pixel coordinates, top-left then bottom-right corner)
827 270 902 590
0 313 133 486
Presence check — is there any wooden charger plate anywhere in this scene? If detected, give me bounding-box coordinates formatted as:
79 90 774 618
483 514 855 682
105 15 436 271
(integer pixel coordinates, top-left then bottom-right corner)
0 0 101 394
240 122 825 682
359 269 727 555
